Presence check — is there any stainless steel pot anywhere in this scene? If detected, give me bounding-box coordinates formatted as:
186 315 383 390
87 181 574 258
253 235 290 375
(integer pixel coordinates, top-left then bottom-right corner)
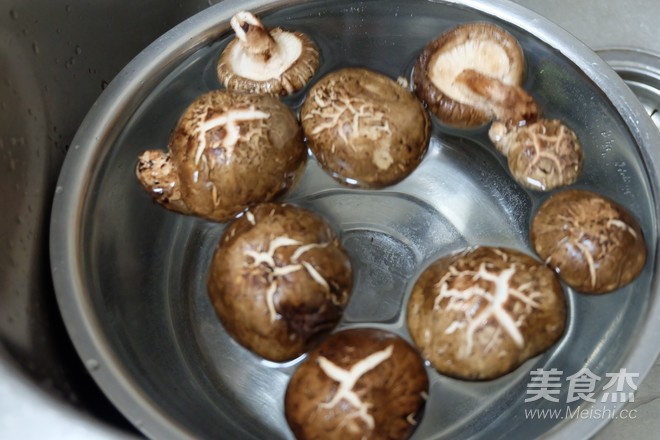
49 0 660 439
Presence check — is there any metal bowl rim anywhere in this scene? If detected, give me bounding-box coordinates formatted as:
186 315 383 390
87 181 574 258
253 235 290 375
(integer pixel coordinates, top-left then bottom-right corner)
49 0 660 438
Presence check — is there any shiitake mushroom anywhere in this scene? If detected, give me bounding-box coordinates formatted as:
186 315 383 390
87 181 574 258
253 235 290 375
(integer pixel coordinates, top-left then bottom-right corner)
531 189 647 294
207 203 353 362
462 70 584 191
414 22 584 191
407 246 566 380
136 90 306 222
489 118 584 191
217 11 320 96
301 67 431 188
285 328 428 440
413 22 525 128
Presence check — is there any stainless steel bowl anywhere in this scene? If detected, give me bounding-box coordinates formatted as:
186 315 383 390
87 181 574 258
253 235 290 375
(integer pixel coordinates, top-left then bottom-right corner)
50 0 660 438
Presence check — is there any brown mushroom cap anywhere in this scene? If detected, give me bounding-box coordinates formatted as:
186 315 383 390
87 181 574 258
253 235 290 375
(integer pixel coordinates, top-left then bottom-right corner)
489 119 584 191
413 22 525 128
136 90 306 222
207 203 353 362
217 11 320 96
407 247 566 380
285 328 428 440
301 67 431 188
531 189 647 294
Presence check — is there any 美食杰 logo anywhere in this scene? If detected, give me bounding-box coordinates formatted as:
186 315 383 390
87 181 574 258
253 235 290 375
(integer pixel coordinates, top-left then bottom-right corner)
523 367 640 421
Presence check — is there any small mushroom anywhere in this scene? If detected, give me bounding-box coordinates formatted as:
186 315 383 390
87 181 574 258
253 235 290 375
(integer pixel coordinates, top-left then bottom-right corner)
531 189 647 294
207 203 353 362
413 22 525 128
451 68 583 191
301 67 431 188
285 328 428 440
136 90 306 222
217 11 320 96
489 118 584 191
407 247 566 380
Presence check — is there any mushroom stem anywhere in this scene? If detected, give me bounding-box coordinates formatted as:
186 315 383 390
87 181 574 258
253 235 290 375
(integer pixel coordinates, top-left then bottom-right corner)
455 69 539 127
136 150 190 215
230 11 278 61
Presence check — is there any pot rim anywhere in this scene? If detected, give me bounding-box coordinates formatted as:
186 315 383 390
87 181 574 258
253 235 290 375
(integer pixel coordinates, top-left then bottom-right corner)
49 0 660 439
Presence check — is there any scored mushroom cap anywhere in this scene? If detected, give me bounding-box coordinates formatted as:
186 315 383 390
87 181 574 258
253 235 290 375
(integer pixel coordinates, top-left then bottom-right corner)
207 203 353 362
531 189 647 294
285 328 429 440
406 246 566 380
489 118 584 191
413 22 525 128
217 11 320 96
301 67 431 188
135 90 307 222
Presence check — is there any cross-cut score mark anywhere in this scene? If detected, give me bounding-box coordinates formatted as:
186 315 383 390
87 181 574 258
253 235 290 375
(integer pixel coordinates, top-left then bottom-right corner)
433 262 542 358
317 345 394 431
193 106 270 167
304 90 392 147
606 218 637 239
244 236 332 321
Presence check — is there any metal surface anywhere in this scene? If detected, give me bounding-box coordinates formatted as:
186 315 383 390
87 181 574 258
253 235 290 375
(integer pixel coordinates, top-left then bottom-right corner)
0 0 217 437
49 1 660 439
507 1 660 437
598 49 660 131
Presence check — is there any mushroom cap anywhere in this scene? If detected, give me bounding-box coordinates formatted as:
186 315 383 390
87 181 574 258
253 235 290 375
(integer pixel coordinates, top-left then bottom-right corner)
413 22 525 128
285 328 428 440
301 67 431 188
531 189 647 294
407 246 566 380
489 119 584 191
136 90 307 222
207 203 353 362
217 12 320 96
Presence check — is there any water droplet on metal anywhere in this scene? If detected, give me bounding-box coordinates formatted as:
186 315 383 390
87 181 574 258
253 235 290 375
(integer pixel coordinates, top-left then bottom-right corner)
75 45 82 55
31 41 39 54
9 9 17 20
55 186 64 194
85 359 100 371
101 79 109 90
